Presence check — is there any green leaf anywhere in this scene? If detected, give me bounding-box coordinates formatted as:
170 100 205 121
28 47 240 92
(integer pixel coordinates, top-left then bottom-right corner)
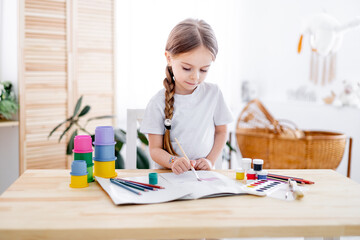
137 130 148 146
59 121 74 143
114 129 126 143
0 99 18 119
115 141 124 152
136 147 150 169
115 151 125 169
226 141 237 153
86 115 114 123
48 116 74 139
78 105 90 118
72 96 83 118
66 130 78 155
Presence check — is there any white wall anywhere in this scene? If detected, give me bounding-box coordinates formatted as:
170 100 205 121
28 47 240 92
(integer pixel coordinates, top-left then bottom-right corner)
116 0 242 129
238 0 360 102
116 0 360 182
234 0 360 183
0 0 19 195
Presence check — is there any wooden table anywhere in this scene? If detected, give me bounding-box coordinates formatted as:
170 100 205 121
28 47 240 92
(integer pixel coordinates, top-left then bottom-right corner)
0 169 360 240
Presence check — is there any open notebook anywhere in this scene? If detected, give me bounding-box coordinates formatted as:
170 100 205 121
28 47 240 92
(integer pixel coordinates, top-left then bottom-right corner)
96 171 256 205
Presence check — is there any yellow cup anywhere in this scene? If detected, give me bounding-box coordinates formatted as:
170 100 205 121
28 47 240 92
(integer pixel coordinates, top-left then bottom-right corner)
236 168 245 180
70 175 89 188
94 160 117 178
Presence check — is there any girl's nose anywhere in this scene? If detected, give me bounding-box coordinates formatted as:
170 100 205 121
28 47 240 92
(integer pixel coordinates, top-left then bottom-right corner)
191 71 200 81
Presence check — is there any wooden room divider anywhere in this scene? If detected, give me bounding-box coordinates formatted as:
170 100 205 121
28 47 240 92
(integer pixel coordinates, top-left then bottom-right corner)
18 0 115 173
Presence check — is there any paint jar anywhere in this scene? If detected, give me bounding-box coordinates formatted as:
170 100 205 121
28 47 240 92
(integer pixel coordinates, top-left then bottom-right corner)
94 160 117 178
87 163 94 182
73 135 93 153
74 152 93 165
236 168 245 180
94 126 115 145
94 144 115 159
246 169 256 180
253 159 264 171
241 158 252 171
257 170 268 180
70 160 89 188
149 173 158 185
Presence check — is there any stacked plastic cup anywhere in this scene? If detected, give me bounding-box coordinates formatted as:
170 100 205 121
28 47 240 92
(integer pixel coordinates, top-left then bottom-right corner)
93 126 117 178
70 160 89 188
73 135 94 182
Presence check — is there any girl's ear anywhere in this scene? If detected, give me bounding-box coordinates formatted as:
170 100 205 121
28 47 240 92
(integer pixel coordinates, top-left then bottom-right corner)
165 51 172 66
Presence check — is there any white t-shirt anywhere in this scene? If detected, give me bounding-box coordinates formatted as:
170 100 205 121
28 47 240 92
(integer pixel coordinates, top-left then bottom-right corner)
140 82 233 164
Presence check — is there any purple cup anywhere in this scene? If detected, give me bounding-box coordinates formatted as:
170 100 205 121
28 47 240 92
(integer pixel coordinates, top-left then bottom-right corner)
94 126 115 145
70 160 88 176
73 135 93 153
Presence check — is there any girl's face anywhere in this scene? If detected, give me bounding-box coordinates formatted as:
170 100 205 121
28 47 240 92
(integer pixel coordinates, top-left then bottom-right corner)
166 45 213 95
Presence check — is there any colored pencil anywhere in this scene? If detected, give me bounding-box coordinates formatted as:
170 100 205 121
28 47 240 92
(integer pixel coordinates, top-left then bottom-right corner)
268 173 304 180
115 179 158 191
110 178 142 195
117 178 164 189
113 179 149 192
267 176 288 183
268 175 305 184
268 174 314 184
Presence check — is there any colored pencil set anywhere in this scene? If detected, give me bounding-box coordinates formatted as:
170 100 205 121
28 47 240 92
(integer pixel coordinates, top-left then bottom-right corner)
110 178 165 195
267 173 314 184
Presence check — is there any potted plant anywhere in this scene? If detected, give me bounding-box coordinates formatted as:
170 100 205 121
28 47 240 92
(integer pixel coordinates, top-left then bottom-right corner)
0 81 18 120
48 96 150 169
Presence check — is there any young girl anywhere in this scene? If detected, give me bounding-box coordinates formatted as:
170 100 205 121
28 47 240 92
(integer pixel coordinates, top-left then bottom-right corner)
140 19 233 175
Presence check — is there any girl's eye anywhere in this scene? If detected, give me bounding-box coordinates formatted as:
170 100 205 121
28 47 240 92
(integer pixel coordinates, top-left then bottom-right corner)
201 69 208 73
182 67 190 71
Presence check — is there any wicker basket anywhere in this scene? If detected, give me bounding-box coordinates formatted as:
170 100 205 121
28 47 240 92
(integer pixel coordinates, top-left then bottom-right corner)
236 99 346 169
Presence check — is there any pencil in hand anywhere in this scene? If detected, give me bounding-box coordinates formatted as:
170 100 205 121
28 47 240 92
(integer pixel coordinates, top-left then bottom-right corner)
174 138 202 181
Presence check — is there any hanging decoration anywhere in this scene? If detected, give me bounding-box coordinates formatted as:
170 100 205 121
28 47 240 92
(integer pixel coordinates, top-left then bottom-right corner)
297 13 360 86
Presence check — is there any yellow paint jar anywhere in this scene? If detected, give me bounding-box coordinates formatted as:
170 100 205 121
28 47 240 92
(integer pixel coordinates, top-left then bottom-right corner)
70 175 89 188
236 168 245 180
94 160 117 178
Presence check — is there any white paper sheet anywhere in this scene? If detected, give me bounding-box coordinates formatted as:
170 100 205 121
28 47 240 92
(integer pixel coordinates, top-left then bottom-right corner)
96 171 306 205
96 176 192 205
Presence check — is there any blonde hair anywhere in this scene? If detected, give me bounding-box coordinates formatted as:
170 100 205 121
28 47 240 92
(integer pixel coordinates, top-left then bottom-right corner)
163 19 218 155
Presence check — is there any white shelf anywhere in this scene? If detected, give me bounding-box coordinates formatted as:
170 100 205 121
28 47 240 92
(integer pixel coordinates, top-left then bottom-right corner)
0 121 19 128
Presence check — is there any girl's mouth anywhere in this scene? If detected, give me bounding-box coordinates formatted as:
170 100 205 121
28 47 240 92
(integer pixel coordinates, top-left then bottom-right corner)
185 81 196 86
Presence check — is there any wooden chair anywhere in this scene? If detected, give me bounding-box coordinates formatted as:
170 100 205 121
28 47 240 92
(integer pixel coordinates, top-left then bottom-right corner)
125 108 223 169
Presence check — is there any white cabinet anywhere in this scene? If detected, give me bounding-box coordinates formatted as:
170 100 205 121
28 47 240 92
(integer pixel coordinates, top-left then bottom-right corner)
0 125 19 194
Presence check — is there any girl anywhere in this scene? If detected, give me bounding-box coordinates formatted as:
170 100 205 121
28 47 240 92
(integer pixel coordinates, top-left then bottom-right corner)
140 19 233 175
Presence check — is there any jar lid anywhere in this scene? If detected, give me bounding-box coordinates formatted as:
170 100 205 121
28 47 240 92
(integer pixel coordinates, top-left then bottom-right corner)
247 169 256 174
242 158 252 163
257 170 268 175
253 159 264 164
236 168 245 173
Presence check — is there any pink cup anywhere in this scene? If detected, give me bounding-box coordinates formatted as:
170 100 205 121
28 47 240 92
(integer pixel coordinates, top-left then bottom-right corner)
73 135 93 153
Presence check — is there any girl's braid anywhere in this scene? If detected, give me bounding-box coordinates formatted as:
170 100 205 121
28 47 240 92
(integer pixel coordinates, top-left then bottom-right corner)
163 66 177 155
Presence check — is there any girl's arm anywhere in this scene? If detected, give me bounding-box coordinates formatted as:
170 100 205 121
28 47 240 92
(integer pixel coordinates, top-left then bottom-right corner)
148 134 193 173
205 124 228 166
148 134 174 169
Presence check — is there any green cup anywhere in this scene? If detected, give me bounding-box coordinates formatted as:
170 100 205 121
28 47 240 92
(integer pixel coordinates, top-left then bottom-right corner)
87 163 94 182
74 152 93 166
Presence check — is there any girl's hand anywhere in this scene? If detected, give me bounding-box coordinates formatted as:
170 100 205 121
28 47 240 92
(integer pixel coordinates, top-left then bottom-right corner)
194 158 212 170
171 157 196 175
